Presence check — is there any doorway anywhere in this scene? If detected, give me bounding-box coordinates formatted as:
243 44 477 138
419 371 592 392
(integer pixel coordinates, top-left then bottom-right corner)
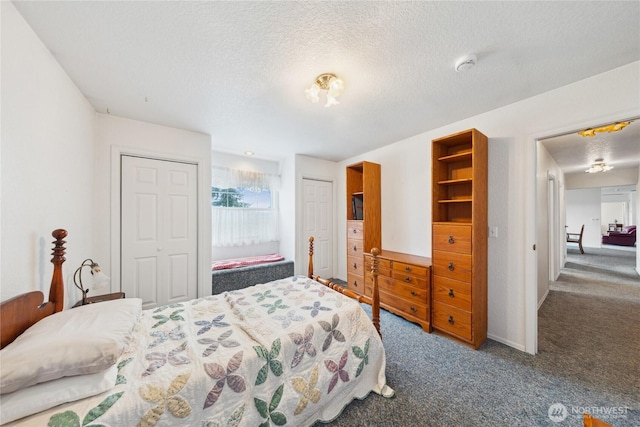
533 117 640 353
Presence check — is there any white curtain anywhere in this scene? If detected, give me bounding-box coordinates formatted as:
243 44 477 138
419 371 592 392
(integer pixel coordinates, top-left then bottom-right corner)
212 167 279 247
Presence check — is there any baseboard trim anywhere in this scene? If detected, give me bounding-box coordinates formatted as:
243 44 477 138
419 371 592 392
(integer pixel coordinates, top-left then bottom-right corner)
487 333 526 352
538 288 550 310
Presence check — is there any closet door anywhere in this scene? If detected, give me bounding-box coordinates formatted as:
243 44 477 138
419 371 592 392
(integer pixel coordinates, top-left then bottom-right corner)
121 155 198 309
303 179 333 279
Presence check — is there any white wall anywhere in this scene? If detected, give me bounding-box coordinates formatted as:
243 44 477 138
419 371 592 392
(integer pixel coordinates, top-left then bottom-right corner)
566 189 602 249
1 2 96 307
565 166 639 190
636 169 640 274
336 61 640 352
536 143 565 305
94 114 211 298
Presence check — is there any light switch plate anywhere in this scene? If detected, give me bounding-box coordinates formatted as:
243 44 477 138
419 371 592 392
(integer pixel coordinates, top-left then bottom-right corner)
489 226 498 238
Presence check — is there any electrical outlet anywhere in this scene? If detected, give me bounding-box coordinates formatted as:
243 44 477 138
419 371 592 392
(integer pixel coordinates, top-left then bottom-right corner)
489 226 498 238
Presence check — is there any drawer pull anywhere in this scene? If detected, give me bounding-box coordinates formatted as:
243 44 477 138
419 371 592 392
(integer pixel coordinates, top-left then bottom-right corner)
405 266 412 272
353 281 358 287
404 277 412 283
353 245 357 251
353 262 357 269
410 290 418 296
448 289 455 298
448 235 455 244
448 315 454 325
411 306 417 313
448 262 455 271
353 229 357 234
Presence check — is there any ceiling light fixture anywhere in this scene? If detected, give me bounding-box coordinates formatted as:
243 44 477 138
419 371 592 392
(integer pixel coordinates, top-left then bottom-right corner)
585 159 613 174
305 73 344 107
578 121 630 137
455 54 477 72
244 151 254 156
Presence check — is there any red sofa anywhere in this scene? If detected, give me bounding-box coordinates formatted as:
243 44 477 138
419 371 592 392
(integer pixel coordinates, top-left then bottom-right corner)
601 225 636 246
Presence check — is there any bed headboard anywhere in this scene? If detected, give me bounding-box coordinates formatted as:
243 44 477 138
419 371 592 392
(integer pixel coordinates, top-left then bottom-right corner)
0 229 67 349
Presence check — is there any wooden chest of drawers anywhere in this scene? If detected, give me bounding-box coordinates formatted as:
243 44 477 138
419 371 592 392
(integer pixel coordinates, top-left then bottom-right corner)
432 223 486 347
346 220 366 294
364 250 432 332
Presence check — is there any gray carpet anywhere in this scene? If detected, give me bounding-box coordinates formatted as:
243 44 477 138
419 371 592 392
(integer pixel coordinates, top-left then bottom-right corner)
316 250 640 427
552 248 640 301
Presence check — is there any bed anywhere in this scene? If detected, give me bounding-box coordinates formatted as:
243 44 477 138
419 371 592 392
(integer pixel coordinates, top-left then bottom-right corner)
0 230 392 426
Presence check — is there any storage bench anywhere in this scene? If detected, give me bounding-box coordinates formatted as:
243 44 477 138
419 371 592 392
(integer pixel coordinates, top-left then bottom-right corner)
211 260 295 294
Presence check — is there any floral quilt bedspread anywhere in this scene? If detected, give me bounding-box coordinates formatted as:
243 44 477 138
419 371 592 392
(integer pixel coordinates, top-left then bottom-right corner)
12 276 392 426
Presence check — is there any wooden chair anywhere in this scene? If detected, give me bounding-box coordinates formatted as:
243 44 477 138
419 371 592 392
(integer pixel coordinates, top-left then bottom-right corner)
584 414 613 427
566 224 585 254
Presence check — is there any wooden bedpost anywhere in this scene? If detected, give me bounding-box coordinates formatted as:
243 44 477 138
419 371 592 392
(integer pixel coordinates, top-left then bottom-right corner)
0 228 67 349
370 248 381 337
49 229 67 312
307 236 382 337
308 236 314 279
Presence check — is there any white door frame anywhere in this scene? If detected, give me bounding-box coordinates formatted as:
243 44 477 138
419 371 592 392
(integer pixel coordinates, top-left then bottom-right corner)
524 109 639 354
110 145 211 300
547 172 557 281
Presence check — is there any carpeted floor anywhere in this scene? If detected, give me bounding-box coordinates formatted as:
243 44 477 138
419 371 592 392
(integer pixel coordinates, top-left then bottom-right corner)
552 247 640 301
316 248 640 427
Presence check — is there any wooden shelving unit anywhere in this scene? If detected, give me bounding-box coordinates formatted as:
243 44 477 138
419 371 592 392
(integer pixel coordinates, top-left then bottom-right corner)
346 161 381 295
431 129 488 349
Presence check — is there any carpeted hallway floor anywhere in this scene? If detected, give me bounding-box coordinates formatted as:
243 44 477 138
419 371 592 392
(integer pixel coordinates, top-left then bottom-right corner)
316 247 639 427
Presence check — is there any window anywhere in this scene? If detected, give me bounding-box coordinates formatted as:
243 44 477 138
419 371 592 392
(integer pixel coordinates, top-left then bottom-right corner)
211 167 279 247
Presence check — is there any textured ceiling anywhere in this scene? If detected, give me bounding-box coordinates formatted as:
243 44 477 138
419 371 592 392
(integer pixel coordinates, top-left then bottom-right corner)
541 119 640 176
12 1 640 162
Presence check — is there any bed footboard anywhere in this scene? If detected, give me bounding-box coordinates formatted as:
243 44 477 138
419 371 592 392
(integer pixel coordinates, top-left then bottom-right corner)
308 236 381 336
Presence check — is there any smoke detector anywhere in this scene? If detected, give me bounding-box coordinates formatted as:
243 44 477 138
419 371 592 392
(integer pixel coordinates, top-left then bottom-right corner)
455 54 477 72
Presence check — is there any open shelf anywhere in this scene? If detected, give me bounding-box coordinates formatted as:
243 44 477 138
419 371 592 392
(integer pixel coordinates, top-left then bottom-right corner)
437 198 473 203
437 178 473 185
437 151 472 163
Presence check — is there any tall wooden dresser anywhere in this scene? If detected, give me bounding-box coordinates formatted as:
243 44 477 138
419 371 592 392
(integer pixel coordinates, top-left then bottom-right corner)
364 251 431 332
431 129 488 348
346 161 381 295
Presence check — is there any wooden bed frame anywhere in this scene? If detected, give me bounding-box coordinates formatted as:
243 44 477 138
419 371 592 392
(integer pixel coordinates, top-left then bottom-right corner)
0 230 381 349
0 229 67 349
307 236 380 336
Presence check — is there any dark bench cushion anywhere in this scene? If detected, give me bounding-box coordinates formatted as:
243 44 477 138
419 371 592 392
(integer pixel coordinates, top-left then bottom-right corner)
211 260 294 294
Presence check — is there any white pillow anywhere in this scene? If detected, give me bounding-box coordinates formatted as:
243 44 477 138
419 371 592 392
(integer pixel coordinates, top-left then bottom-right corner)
0 298 141 394
0 362 118 424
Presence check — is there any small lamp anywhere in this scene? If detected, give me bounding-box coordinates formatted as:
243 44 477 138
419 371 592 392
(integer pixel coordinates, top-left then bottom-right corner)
73 259 110 305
